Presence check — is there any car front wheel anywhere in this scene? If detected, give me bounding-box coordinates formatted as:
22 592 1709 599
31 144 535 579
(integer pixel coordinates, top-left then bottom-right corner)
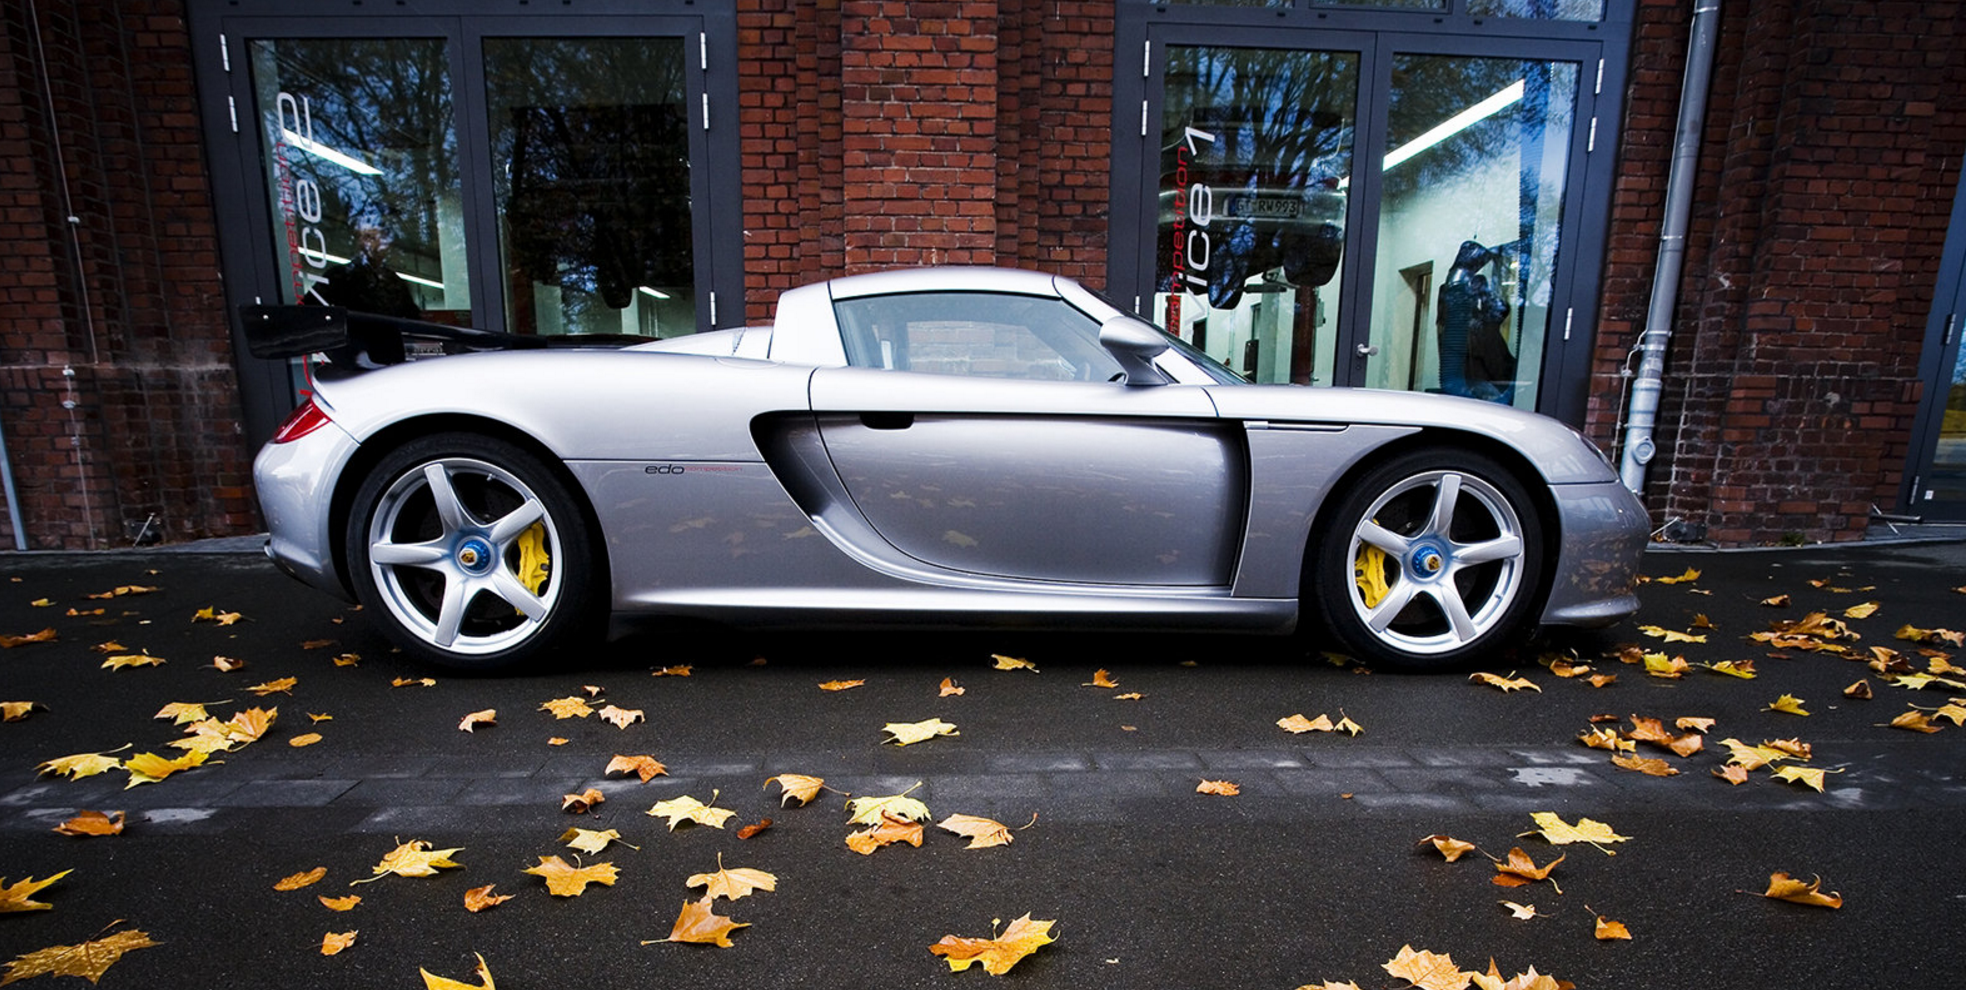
1313 448 1544 670
345 433 598 669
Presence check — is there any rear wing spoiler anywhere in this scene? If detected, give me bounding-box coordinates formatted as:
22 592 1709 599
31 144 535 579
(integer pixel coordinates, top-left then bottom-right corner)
239 305 550 367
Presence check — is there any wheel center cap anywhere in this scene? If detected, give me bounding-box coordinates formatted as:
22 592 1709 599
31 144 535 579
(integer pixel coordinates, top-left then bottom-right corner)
456 538 495 574
1412 545 1446 577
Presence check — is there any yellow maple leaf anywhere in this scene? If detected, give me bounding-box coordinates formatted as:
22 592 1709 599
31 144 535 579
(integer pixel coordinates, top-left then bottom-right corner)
818 679 865 691
562 788 605 813
1653 567 1701 584
1085 669 1119 688
353 839 463 883
656 899 749 947
539 697 593 719
36 749 126 780
1578 727 1634 753
1 928 156 984
1 701 37 722
990 654 1039 673
1771 765 1837 792
0 871 72 913
1705 660 1757 679
1717 738 1795 769
606 754 668 782
1844 601 1880 619
846 786 929 825
101 654 165 670
1522 811 1630 854
882 717 958 746
647 793 736 830
687 853 778 901
319 894 360 911
124 749 210 787
1638 625 1707 644
1764 872 1843 908
598 705 644 729
464 885 514 913
246 677 297 696
1610 753 1677 778
321 931 357 956
1676 716 1717 733
1418 834 1477 862
765 773 826 806
153 701 218 725
523 856 619 897
929 914 1057 975
1643 653 1689 679
938 813 1014 849
52 810 124 837
421 952 496 990
1766 694 1811 716
1594 913 1633 940
1334 715 1364 736
1469 672 1540 692
275 867 327 891
846 813 925 854
458 710 496 733
560 827 636 855
1381 944 1476 990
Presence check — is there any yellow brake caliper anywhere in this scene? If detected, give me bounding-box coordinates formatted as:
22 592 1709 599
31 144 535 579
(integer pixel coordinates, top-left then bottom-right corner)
1354 540 1391 609
515 522 552 598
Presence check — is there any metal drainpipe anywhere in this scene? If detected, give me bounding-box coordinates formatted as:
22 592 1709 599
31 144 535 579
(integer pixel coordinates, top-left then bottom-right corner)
1619 0 1723 493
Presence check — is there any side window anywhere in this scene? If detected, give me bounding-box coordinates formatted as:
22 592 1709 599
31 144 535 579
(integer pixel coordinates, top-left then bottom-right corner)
834 292 1125 382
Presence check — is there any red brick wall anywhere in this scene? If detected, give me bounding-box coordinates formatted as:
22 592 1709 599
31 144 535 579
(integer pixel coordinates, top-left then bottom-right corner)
1593 0 1966 544
737 0 1112 323
0 0 248 550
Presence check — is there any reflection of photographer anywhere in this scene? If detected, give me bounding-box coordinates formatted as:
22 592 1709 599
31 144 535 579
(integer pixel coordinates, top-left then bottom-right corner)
319 225 419 319
1435 240 1515 402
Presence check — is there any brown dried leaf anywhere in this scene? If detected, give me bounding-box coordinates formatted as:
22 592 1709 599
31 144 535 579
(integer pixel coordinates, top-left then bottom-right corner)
1610 753 1678 777
764 772 824 806
686 853 777 901
53 810 125 837
1085 669 1120 688
658 899 748 947
319 894 360 912
818 679 865 691
539 697 592 719
1764 872 1842 908
1381 944 1477 990
606 754 668 782
276 867 327 891
1419 834 1477 862
938 677 965 696
464 884 515 913
1469 672 1540 692
938 813 1014 849
846 813 925 855
562 788 605 813
523 856 619 897
1 928 157 984
929 914 1056 976
1196 779 1241 796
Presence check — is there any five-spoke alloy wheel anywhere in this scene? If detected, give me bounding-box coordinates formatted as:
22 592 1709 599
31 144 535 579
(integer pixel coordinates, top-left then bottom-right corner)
1314 448 1544 670
346 433 598 668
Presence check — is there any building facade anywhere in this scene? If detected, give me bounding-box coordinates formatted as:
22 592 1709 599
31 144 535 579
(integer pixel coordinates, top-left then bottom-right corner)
1 0 1963 550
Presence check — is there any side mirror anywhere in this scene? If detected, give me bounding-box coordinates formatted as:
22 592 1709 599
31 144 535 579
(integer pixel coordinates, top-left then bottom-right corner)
1098 317 1171 386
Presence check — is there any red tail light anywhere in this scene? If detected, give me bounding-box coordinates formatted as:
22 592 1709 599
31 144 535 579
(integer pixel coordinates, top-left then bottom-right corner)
271 398 333 444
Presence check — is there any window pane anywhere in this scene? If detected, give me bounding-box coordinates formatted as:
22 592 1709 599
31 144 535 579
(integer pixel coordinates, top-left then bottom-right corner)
1156 47 1359 385
1465 0 1604 22
1363 56 1578 409
834 293 1124 382
1928 348 1966 505
248 39 470 320
484 37 693 338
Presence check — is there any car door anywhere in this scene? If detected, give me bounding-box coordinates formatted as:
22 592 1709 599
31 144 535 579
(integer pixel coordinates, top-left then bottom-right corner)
807 289 1246 587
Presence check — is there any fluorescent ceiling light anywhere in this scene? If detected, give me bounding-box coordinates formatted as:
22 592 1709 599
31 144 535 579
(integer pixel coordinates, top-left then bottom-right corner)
1382 79 1525 172
280 128 384 176
638 286 671 300
395 272 445 290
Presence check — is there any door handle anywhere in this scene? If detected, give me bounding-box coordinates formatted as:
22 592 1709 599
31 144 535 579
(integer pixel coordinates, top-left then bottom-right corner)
860 411 914 430
1355 343 1379 357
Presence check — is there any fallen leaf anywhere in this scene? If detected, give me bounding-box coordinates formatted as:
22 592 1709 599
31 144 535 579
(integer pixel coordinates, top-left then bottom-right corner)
1469 672 1540 692
939 677 966 696
246 676 297 696
1085 669 1119 688
1197 779 1241 796
212 656 245 672
523 856 619 897
1579 728 1634 753
1654 567 1701 584
123 749 210 787
1843 602 1880 619
1500 900 1538 920
1764 872 1842 908
1766 694 1811 716
36 750 126 780
687 853 777 901
352 839 463 883
420 952 495 990
321 931 357 956
547 737 568 746
52 810 124 837
990 654 1039 673
1644 653 1689 679
765 773 825 806
818 679 865 691
1491 847 1565 893
319 894 361 911
1717 738 1795 769
648 793 736 830
929 914 1057 975
882 717 958 746
651 664 693 677
1 701 37 721
1676 717 1717 733
1586 674 1618 687
846 786 930 825
464 885 514 913
1 928 157 984
606 754 668 782
1522 811 1629 853
0 871 72 913
289 733 323 748
0 628 57 648
1705 660 1757 679
331 653 360 667
300 639 335 649
598 705 645 729
1419 835 1477 862
1638 625 1707 644
1713 765 1750 785
1610 754 1677 777
939 813 1015 849
459 710 497 732
562 788 606 813
1279 713 1335 734
1771 765 1836 792
1594 913 1633 940
738 819 772 839
539 697 593 719
560 827 635 855
392 677 437 688
1381 944 1477 990
275 867 328 891
846 812 926 854
658 899 748 947
1761 594 1791 607
101 654 165 670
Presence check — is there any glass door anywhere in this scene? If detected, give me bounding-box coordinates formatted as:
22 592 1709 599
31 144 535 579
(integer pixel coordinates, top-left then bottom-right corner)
1904 160 1966 519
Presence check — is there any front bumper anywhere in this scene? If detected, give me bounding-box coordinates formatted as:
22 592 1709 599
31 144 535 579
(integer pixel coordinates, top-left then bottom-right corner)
1538 480 1650 628
253 420 360 602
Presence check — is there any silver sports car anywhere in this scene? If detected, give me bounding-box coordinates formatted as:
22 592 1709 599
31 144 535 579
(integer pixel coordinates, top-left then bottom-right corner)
250 267 1648 670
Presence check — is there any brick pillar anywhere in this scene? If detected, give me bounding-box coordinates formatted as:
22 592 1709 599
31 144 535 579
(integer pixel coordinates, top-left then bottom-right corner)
840 0 999 272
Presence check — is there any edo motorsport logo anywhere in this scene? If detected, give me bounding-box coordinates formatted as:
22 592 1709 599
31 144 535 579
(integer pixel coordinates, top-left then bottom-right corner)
274 93 333 306
1162 122 1346 325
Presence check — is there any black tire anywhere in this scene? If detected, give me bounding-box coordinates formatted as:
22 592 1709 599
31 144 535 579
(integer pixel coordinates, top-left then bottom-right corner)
1311 447 1544 671
344 432 602 669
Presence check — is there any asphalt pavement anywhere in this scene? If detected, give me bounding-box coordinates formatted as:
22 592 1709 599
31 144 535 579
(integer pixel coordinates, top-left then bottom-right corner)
2 539 1964 988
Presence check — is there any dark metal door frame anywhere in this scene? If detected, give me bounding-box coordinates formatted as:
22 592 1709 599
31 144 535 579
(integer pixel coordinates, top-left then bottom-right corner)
1901 152 1966 520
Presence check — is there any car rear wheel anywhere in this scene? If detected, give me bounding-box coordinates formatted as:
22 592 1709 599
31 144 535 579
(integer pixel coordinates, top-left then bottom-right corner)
1312 447 1543 670
345 432 598 669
